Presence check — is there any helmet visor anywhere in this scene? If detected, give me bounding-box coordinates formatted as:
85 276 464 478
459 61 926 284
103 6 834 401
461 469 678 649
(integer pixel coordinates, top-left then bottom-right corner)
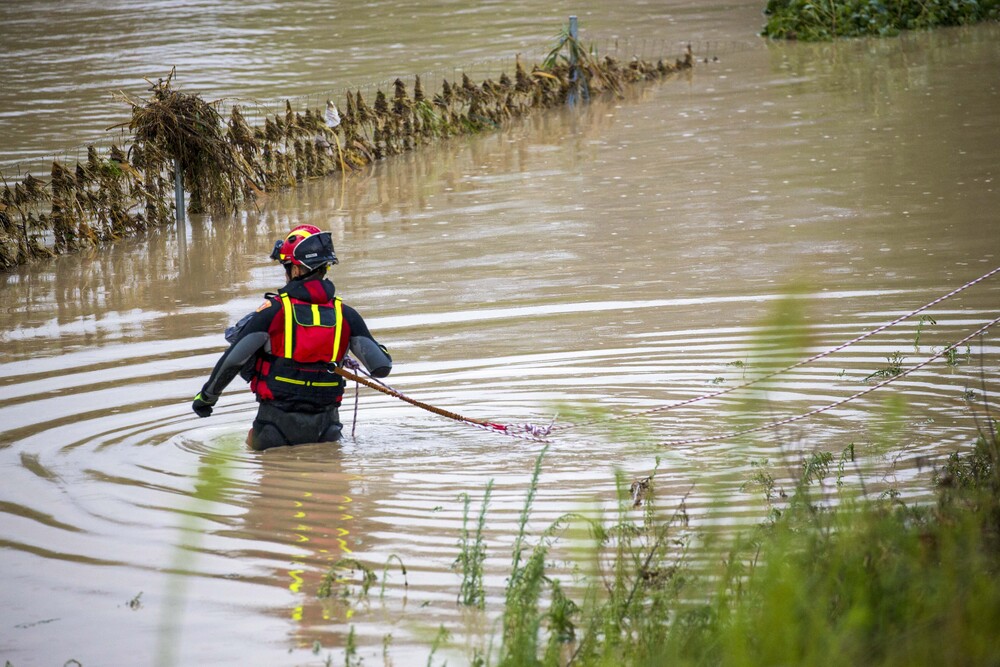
293 231 339 269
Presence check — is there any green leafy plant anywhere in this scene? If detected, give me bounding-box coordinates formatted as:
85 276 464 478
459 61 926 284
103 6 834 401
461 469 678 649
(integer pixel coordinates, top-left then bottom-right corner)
946 344 971 367
427 624 451 667
865 351 905 382
914 314 937 349
318 558 377 599
741 458 780 502
762 0 1000 41
455 480 494 608
345 626 361 667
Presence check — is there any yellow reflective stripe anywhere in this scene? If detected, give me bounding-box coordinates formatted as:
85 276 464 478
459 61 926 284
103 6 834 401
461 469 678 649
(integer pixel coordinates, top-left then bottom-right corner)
280 293 293 358
275 376 341 387
280 294 342 361
288 569 304 593
331 298 343 362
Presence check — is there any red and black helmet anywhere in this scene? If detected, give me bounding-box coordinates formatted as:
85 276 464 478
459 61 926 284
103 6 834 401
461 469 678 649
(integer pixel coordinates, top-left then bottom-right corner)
269 225 339 270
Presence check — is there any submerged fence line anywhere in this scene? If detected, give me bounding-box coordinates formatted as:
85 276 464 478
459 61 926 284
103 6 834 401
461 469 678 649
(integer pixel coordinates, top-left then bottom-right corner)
0 33 704 271
233 38 746 124
0 37 736 180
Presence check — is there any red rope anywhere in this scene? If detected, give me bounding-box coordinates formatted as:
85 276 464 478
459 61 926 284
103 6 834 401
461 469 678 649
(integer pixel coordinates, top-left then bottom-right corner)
334 362 551 442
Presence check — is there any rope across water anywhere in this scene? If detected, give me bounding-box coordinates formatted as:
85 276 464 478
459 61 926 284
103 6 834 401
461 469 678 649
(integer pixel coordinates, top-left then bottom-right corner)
551 264 1000 432
655 314 1000 447
336 266 998 444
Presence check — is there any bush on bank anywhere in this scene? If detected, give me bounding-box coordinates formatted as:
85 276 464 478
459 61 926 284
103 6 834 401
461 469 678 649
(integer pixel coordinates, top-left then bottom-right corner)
762 0 1000 40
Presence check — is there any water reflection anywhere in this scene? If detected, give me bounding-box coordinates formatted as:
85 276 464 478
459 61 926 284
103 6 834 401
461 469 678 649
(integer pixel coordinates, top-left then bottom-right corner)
225 445 373 642
0 83 663 359
1 16 999 666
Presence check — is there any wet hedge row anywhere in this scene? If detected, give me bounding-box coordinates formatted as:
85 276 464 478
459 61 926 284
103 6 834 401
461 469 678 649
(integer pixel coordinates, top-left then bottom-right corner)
762 0 1000 40
0 41 693 271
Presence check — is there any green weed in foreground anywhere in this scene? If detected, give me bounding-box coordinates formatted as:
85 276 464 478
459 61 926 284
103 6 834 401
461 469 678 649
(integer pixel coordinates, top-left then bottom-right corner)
762 0 1000 40
481 451 697 667
747 441 996 663
293 419 998 666
459 291 999 665
702 430 1000 666
455 480 494 608
157 440 239 667
461 420 1000 666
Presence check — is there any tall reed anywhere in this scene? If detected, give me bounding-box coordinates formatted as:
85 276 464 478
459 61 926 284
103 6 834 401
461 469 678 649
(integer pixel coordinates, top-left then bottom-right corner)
456 479 494 609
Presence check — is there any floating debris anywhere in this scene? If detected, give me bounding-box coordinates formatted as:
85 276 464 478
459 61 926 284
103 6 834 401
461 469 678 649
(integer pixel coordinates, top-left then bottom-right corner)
125 67 261 215
630 476 652 508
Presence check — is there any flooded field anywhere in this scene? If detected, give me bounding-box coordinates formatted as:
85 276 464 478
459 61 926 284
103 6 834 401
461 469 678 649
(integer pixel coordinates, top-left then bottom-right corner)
1 1 999 665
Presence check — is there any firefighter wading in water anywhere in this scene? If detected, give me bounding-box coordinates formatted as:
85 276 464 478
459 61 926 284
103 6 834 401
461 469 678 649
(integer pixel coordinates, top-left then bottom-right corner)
192 225 392 450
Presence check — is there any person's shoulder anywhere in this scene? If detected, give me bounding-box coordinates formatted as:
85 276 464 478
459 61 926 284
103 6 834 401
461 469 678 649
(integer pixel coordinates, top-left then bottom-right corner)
226 296 279 342
255 292 282 312
246 294 283 326
250 292 281 317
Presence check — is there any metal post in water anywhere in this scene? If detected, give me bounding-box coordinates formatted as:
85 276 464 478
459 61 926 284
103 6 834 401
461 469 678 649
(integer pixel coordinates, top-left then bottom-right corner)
567 15 579 106
173 158 185 223
174 157 188 276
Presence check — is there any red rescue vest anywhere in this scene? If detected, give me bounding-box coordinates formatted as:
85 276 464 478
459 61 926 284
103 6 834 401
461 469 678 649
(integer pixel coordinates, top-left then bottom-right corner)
251 293 349 409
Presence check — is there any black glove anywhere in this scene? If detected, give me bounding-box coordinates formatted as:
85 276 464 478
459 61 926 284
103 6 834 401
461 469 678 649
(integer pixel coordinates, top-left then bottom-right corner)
192 392 217 418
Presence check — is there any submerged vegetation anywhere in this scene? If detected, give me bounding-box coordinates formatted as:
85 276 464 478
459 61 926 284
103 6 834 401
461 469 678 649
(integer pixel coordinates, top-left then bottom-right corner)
0 27 694 271
762 0 1000 40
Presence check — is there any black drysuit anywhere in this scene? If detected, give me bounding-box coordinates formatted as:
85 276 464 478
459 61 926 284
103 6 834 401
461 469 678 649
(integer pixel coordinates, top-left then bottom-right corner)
194 275 391 450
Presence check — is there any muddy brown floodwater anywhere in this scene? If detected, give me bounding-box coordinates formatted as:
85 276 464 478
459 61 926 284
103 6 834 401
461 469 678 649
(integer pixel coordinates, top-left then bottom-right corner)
1 1 999 665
